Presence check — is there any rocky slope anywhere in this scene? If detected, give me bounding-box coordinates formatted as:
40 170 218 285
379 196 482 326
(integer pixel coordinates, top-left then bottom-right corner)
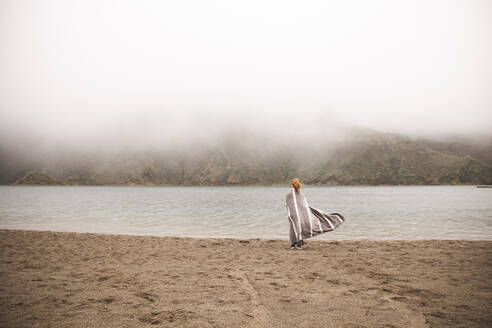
12 172 64 186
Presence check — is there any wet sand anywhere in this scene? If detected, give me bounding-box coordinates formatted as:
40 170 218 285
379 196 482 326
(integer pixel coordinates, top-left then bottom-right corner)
0 229 491 327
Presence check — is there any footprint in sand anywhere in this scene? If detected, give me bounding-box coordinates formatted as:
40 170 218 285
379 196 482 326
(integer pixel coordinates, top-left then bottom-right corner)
139 309 197 325
98 297 115 304
135 292 158 302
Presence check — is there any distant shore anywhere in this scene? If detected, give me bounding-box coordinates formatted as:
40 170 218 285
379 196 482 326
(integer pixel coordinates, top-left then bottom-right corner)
3 183 489 187
1 229 491 327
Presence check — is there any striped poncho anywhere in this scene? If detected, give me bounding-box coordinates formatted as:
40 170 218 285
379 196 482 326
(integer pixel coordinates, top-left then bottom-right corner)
286 188 345 245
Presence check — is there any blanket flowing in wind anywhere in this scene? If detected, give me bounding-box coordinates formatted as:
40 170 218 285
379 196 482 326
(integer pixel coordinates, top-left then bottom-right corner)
286 188 345 245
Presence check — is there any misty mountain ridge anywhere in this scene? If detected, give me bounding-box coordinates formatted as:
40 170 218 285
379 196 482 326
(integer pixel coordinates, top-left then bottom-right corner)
2 127 492 186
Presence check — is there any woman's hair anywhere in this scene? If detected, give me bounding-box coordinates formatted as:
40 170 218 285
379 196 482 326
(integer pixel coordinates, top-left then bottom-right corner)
292 178 303 193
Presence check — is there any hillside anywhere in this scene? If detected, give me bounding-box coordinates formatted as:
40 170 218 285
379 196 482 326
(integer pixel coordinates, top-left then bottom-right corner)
12 172 64 186
301 132 492 185
1 130 492 186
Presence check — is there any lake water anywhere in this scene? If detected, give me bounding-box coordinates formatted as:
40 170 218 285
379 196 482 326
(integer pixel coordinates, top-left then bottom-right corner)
0 186 491 240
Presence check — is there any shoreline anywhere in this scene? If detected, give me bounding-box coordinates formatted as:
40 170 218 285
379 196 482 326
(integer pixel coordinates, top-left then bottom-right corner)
1 229 491 327
1 227 492 242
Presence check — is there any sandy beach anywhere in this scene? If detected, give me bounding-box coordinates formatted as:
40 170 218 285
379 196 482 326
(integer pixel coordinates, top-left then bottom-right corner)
0 229 491 327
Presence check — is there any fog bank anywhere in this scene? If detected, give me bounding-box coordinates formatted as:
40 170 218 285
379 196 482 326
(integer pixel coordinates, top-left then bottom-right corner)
1 0 490 152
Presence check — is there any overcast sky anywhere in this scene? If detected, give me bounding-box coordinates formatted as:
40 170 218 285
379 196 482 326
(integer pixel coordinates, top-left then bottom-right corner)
0 0 490 147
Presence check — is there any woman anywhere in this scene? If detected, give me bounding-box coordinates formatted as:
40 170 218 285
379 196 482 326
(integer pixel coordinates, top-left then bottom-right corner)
286 178 345 249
